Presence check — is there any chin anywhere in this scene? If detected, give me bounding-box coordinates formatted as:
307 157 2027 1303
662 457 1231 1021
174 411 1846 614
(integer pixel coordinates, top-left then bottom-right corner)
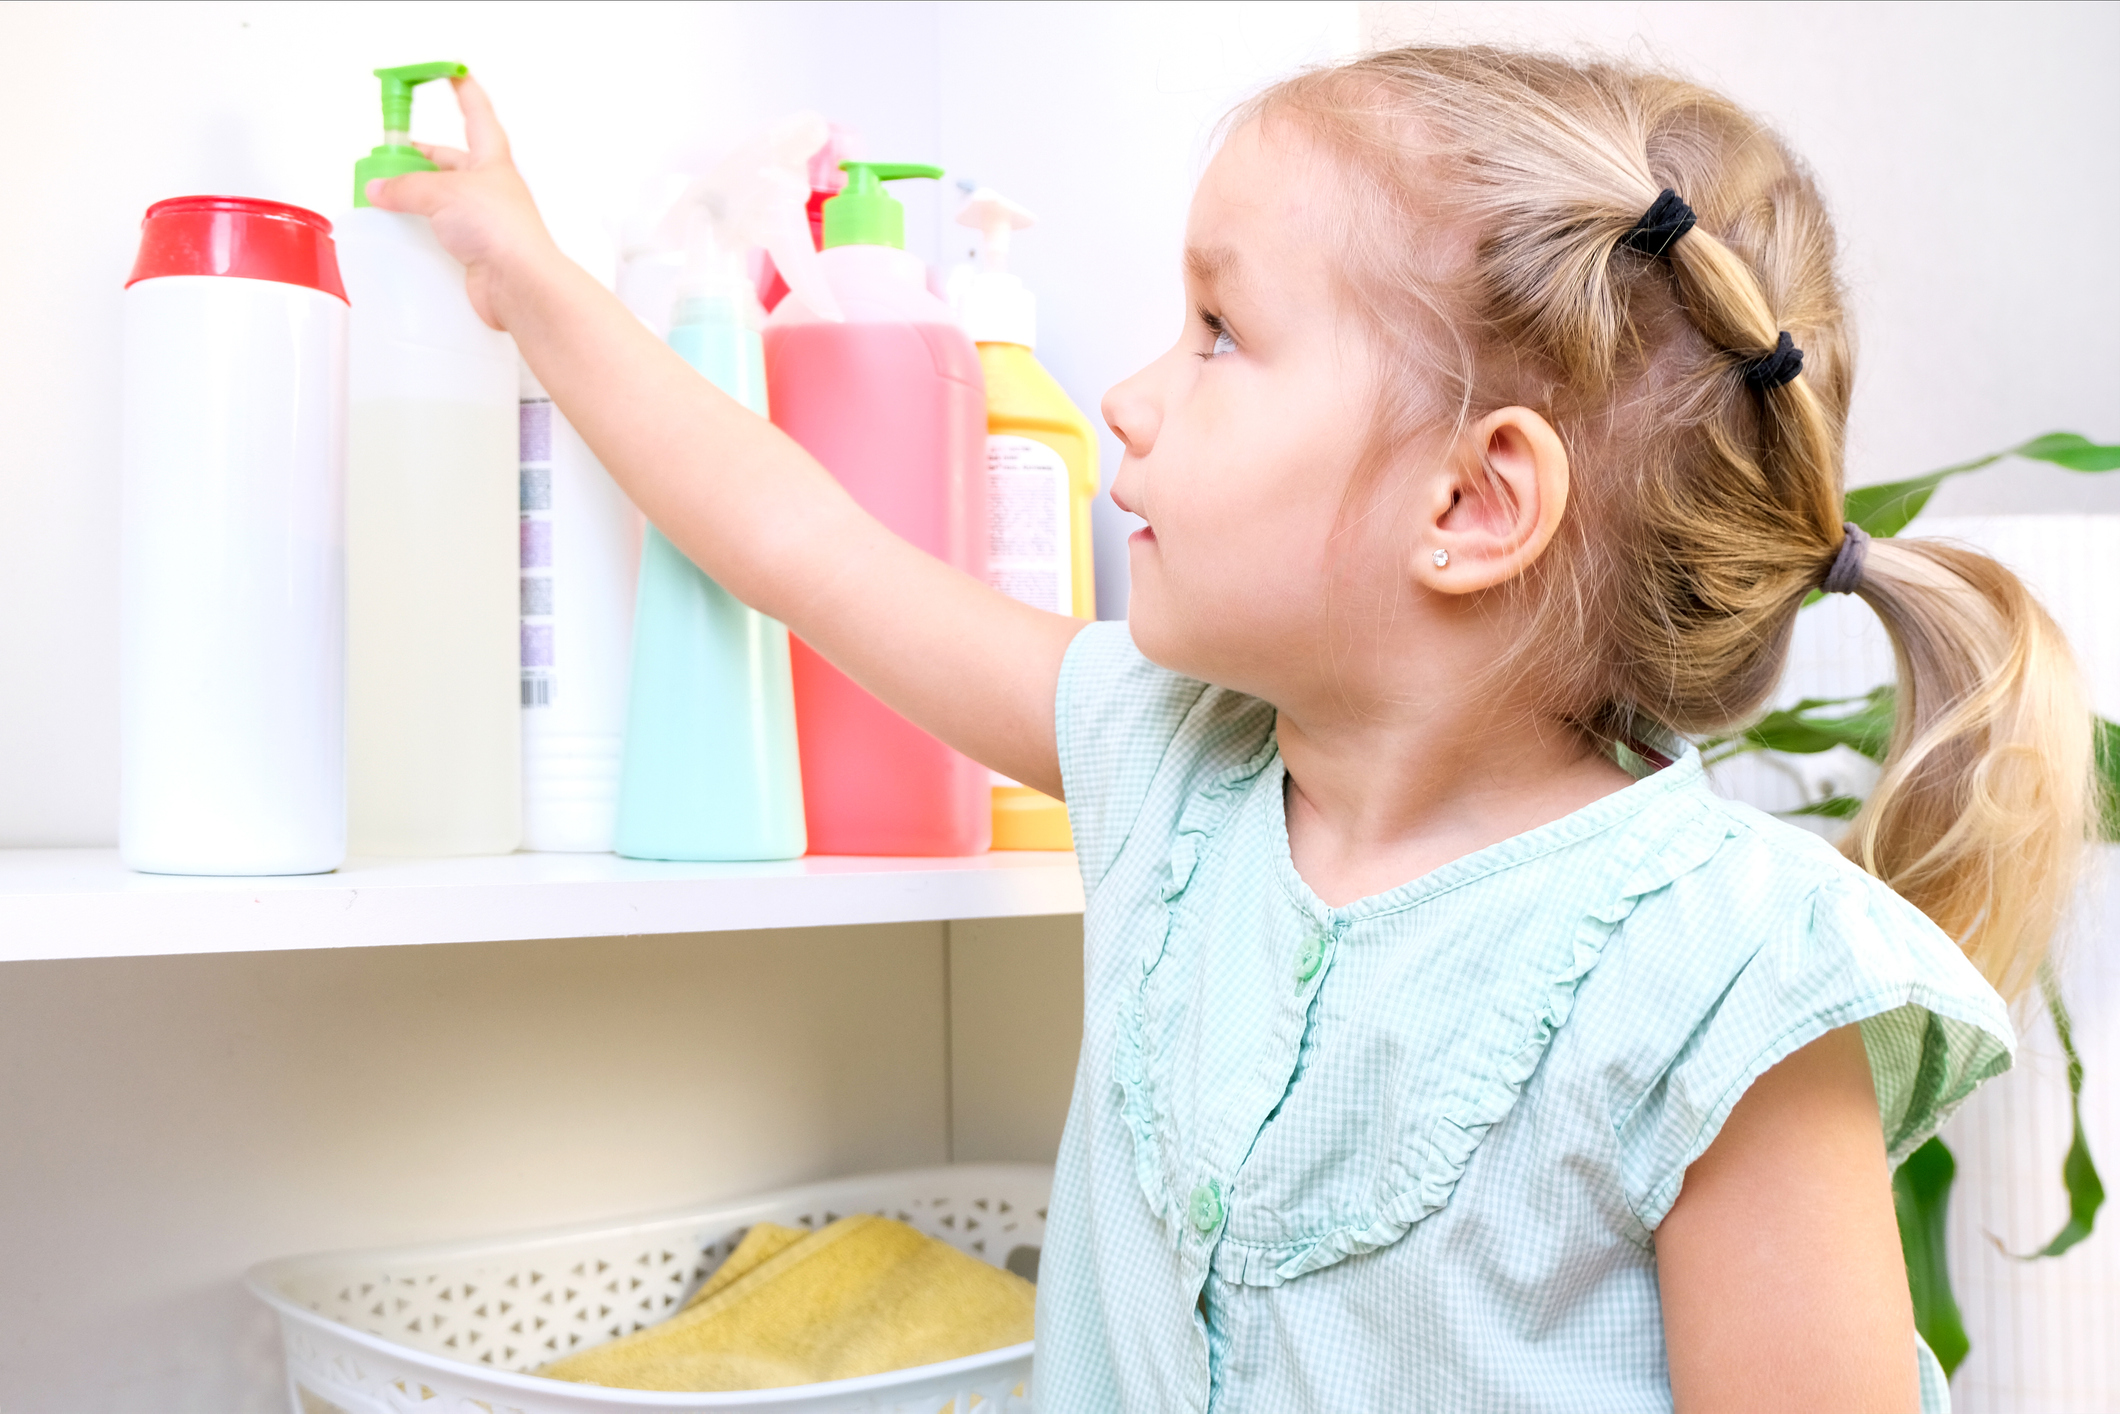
1122 590 1179 669
1123 598 1224 686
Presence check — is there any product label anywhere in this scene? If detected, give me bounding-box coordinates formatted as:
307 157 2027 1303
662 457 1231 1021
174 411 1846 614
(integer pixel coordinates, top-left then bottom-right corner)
988 434 1074 787
987 434 1072 616
520 398 556 707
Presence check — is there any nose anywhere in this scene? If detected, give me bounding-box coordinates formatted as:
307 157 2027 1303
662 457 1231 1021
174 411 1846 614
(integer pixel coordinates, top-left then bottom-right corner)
1102 362 1162 463
1102 363 1162 516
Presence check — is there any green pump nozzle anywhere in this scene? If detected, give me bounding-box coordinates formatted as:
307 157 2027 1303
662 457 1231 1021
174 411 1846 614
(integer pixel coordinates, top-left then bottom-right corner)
353 62 468 207
821 162 945 250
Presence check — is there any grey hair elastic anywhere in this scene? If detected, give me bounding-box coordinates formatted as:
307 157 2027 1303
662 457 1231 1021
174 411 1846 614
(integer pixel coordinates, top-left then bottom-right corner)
1822 523 1869 595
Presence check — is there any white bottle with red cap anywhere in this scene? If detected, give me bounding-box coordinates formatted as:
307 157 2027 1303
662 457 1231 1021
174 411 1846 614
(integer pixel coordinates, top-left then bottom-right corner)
119 196 350 875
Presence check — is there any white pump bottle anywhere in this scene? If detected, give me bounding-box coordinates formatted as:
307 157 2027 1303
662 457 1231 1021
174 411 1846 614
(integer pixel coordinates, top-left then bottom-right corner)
337 63 522 857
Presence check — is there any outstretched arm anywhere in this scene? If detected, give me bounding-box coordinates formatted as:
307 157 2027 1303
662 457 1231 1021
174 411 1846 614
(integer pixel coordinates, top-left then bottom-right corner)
1657 1024 1921 1413
371 76 1084 798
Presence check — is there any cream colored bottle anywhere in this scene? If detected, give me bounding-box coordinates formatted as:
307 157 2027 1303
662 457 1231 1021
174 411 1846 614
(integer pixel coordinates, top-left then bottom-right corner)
338 206 522 856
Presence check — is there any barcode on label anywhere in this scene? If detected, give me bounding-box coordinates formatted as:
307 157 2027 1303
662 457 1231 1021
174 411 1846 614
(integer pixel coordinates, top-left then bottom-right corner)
520 398 553 466
522 673 554 707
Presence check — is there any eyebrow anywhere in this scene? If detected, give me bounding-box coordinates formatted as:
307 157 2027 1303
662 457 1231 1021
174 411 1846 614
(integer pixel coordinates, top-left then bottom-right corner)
1185 244 1243 293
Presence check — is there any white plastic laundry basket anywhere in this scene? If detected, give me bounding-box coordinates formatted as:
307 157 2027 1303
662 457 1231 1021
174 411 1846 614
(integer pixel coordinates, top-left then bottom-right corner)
246 1163 1052 1414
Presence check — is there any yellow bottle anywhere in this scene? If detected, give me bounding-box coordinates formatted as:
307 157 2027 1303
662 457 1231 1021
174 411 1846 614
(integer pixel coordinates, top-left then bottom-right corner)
953 189 1099 850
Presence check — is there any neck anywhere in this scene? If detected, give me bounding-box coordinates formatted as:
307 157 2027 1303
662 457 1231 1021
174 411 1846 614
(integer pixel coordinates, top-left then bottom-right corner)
1274 667 1634 909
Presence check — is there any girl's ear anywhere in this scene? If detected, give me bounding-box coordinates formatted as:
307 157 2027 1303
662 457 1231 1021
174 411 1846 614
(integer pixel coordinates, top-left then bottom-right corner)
1419 406 1570 594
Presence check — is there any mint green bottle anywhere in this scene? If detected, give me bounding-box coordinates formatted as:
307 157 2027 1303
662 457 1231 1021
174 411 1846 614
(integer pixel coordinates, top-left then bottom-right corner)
612 288 807 860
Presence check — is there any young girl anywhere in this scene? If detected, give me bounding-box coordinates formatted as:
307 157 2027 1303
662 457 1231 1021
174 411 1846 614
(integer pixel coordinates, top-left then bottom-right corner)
379 46 2093 1413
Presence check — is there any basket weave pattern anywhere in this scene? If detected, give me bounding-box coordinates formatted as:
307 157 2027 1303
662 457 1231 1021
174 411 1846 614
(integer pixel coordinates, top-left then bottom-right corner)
249 1164 1052 1414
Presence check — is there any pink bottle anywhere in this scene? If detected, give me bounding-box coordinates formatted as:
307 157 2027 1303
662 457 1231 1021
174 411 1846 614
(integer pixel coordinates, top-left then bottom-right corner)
764 162 991 855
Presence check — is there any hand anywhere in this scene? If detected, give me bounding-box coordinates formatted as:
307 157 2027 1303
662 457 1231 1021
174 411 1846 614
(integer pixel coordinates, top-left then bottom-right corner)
363 75 559 331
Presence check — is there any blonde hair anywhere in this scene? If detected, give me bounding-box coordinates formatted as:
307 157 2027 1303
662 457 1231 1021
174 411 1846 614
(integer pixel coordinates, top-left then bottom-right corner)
1245 47 2093 999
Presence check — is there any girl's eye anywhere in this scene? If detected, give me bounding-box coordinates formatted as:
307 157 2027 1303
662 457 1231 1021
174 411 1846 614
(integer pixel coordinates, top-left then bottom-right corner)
1197 309 1237 359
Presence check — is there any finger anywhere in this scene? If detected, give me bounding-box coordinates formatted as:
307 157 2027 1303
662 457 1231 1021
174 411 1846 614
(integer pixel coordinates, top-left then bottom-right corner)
366 169 450 217
451 74 512 164
414 142 471 171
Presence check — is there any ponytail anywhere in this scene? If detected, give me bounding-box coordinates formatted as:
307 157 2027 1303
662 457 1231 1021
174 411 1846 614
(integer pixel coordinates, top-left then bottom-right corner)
1847 539 2094 998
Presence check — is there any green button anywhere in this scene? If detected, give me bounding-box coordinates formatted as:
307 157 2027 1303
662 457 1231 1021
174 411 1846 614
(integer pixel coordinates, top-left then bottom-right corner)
1188 1182 1223 1234
1295 933 1326 986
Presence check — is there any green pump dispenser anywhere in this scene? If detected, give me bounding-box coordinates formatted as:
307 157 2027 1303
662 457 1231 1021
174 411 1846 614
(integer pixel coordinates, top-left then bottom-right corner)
353 62 468 206
821 162 945 250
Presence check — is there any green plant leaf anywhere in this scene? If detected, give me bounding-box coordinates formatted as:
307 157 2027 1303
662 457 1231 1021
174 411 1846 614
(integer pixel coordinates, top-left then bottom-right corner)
2096 718 2120 845
2013 432 2120 472
1896 1136 1970 1376
1787 794 1862 820
1841 433 2120 540
1844 455 2003 540
2006 970 2106 1259
1736 688 1895 762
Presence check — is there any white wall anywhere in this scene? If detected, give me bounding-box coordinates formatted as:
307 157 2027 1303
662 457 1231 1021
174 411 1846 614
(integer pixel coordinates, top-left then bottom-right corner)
1362 1 2120 511
948 912 1086 1164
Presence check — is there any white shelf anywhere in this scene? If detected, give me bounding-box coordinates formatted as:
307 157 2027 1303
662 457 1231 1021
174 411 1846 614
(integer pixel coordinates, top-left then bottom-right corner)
0 849 1085 963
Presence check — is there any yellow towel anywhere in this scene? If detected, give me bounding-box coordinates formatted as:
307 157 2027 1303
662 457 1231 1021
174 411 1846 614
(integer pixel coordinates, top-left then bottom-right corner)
680 1221 811 1311
538 1214 1036 1392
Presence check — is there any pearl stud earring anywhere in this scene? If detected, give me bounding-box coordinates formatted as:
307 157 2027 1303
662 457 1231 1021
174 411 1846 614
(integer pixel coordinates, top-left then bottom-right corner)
1432 549 1450 568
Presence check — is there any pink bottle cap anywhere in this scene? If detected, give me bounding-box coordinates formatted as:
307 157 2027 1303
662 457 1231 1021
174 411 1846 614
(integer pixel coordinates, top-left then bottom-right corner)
127 196 349 304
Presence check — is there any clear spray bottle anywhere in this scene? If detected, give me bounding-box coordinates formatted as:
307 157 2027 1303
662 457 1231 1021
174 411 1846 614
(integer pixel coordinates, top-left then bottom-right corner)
612 115 842 861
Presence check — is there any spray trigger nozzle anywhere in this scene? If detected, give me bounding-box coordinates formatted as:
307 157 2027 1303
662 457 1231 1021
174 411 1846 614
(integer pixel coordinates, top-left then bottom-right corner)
651 111 843 324
954 188 1037 274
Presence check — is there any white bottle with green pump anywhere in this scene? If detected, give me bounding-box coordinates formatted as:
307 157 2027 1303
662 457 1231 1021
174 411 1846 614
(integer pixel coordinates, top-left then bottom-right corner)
338 63 522 857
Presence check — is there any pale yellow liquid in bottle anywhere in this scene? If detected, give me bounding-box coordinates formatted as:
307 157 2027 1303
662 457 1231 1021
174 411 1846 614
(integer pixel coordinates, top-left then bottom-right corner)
347 399 522 855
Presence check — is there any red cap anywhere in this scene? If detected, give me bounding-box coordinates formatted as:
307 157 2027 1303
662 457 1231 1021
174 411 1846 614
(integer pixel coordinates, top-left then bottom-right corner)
127 196 348 304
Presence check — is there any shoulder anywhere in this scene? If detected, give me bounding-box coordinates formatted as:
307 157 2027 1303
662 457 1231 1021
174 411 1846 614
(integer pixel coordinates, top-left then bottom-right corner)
1055 622 1276 891
1588 791 2014 1229
1655 796 2000 1014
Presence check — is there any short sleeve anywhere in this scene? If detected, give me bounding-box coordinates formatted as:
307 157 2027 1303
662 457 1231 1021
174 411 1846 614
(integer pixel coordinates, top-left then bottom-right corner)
1054 622 1214 892
1615 862 2014 1230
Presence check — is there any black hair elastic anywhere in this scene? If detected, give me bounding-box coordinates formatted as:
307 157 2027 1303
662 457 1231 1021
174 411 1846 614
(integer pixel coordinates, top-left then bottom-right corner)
1742 331 1805 390
1822 523 1869 595
1619 189 1697 258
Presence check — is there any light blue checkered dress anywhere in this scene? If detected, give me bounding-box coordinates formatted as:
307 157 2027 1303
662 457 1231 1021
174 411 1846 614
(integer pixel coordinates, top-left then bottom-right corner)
1033 623 2011 1413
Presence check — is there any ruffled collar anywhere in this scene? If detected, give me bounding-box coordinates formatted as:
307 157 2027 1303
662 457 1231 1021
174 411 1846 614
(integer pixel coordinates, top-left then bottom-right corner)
1263 737 1710 930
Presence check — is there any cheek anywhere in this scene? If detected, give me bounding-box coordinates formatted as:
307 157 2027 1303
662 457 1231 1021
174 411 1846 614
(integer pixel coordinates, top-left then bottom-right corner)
1125 365 1368 667
1130 473 1330 672
1176 411 1342 583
